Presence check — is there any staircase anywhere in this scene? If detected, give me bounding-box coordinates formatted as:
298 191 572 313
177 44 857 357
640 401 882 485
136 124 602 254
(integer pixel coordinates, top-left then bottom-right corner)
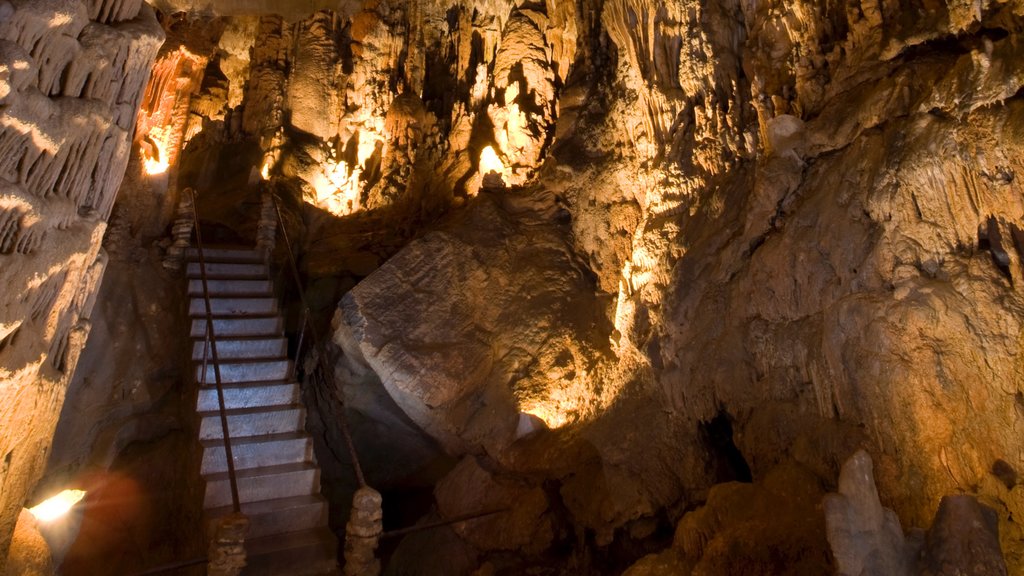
187 246 339 575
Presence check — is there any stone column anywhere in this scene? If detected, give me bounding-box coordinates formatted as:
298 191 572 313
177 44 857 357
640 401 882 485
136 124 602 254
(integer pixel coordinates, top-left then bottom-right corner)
163 190 196 270
344 487 383 576
207 513 250 576
255 190 278 258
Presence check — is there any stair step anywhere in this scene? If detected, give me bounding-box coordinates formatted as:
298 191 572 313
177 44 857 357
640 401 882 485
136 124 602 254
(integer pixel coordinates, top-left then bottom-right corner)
189 279 273 297
204 462 320 509
195 359 292 384
191 337 288 361
187 247 264 263
191 317 283 338
201 432 313 474
190 336 286 358
187 262 268 280
208 494 329 540
198 405 305 441
244 528 338 576
189 297 278 317
196 381 300 411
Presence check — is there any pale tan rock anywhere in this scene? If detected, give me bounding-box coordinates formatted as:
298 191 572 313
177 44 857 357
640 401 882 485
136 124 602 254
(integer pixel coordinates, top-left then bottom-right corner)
824 450 915 576
0 0 161 565
334 191 611 454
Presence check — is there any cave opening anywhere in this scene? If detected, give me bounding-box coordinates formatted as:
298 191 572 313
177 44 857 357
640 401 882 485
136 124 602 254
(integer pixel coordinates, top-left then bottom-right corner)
699 411 753 484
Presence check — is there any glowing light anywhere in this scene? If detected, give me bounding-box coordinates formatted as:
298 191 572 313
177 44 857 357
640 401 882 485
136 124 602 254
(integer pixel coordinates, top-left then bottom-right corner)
143 155 169 175
28 490 86 523
141 132 170 176
479 146 504 176
311 160 362 217
260 162 270 181
519 404 568 429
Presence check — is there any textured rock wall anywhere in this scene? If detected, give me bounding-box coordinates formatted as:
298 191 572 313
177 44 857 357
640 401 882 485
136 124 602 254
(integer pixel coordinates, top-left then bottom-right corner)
0 0 162 565
325 0 1024 571
37 0 1024 572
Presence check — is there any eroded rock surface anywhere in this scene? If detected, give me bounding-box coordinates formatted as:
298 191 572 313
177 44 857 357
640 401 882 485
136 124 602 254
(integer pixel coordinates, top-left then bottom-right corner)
335 190 610 455
825 450 917 576
0 0 162 565
15 0 1024 573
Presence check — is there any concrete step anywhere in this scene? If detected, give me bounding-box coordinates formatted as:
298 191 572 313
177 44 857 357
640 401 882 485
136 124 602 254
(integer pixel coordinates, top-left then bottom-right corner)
187 261 267 280
196 381 300 412
190 317 283 338
204 462 320 509
195 359 292 384
208 494 329 540
189 278 273 297
198 405 305 441
189 297 278 317
201 432 313 475
191 337 288 361
187 247 264 263
244 528 339 576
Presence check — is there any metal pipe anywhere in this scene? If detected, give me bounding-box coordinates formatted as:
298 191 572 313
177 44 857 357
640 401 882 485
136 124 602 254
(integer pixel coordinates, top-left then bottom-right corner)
270 193 367 488
293 309 308 380
127 557 208 576
380 508 510 539
189 188 242 513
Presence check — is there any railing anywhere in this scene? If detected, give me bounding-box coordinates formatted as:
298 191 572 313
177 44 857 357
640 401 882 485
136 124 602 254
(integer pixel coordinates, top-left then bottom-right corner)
189 188 242 513
268 192 367 488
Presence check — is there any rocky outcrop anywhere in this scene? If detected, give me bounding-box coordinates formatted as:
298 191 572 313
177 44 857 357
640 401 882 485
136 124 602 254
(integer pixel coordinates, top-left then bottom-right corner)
0 0 162 566
825 450 918 576
434 456 553 554
825 450 1009 576
323 0 1024 570
17 0 1024 572
334 190 610 455
621 462 832 575
922 495 1008 576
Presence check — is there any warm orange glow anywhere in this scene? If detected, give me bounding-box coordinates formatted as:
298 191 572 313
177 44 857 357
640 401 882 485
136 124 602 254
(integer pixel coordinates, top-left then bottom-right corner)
260 161 271 181
141 127 172 175
311 160 361 217
142 155 169 175
28 489 86 522
479 145 504 176
519 405 567 429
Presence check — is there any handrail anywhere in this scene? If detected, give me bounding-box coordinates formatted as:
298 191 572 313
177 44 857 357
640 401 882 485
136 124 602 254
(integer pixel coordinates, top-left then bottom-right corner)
268 192 367 488
189 188 242 513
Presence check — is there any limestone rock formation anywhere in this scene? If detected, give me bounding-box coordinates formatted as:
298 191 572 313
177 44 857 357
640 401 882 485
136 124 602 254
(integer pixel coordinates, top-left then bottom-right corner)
922 495 1008 576
622 462 832 575
0 0 162 565
334 190 611 455
14 0 1024 573
825 450 917 576
434 456 553 554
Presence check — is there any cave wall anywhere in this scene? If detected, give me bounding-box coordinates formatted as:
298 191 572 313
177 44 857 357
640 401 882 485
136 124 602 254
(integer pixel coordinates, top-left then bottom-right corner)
16 0 1024 572
326 0 1024 570
0 0 163 565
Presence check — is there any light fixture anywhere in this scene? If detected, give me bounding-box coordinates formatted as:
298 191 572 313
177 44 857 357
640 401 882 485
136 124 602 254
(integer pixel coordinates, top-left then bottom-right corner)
28 490 86 523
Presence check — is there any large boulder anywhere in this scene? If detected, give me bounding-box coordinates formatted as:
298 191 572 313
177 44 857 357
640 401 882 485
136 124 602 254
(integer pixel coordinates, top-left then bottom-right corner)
333 190 610 456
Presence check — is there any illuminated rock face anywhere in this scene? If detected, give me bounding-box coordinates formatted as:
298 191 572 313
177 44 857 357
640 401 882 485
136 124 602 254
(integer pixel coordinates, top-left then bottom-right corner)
0 0 162 565
12 0 1024 572
319 0 1024 569
334 191 610 454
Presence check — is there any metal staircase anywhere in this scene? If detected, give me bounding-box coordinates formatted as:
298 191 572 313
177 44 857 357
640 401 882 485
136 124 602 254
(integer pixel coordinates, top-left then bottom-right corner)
187 246 339 575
